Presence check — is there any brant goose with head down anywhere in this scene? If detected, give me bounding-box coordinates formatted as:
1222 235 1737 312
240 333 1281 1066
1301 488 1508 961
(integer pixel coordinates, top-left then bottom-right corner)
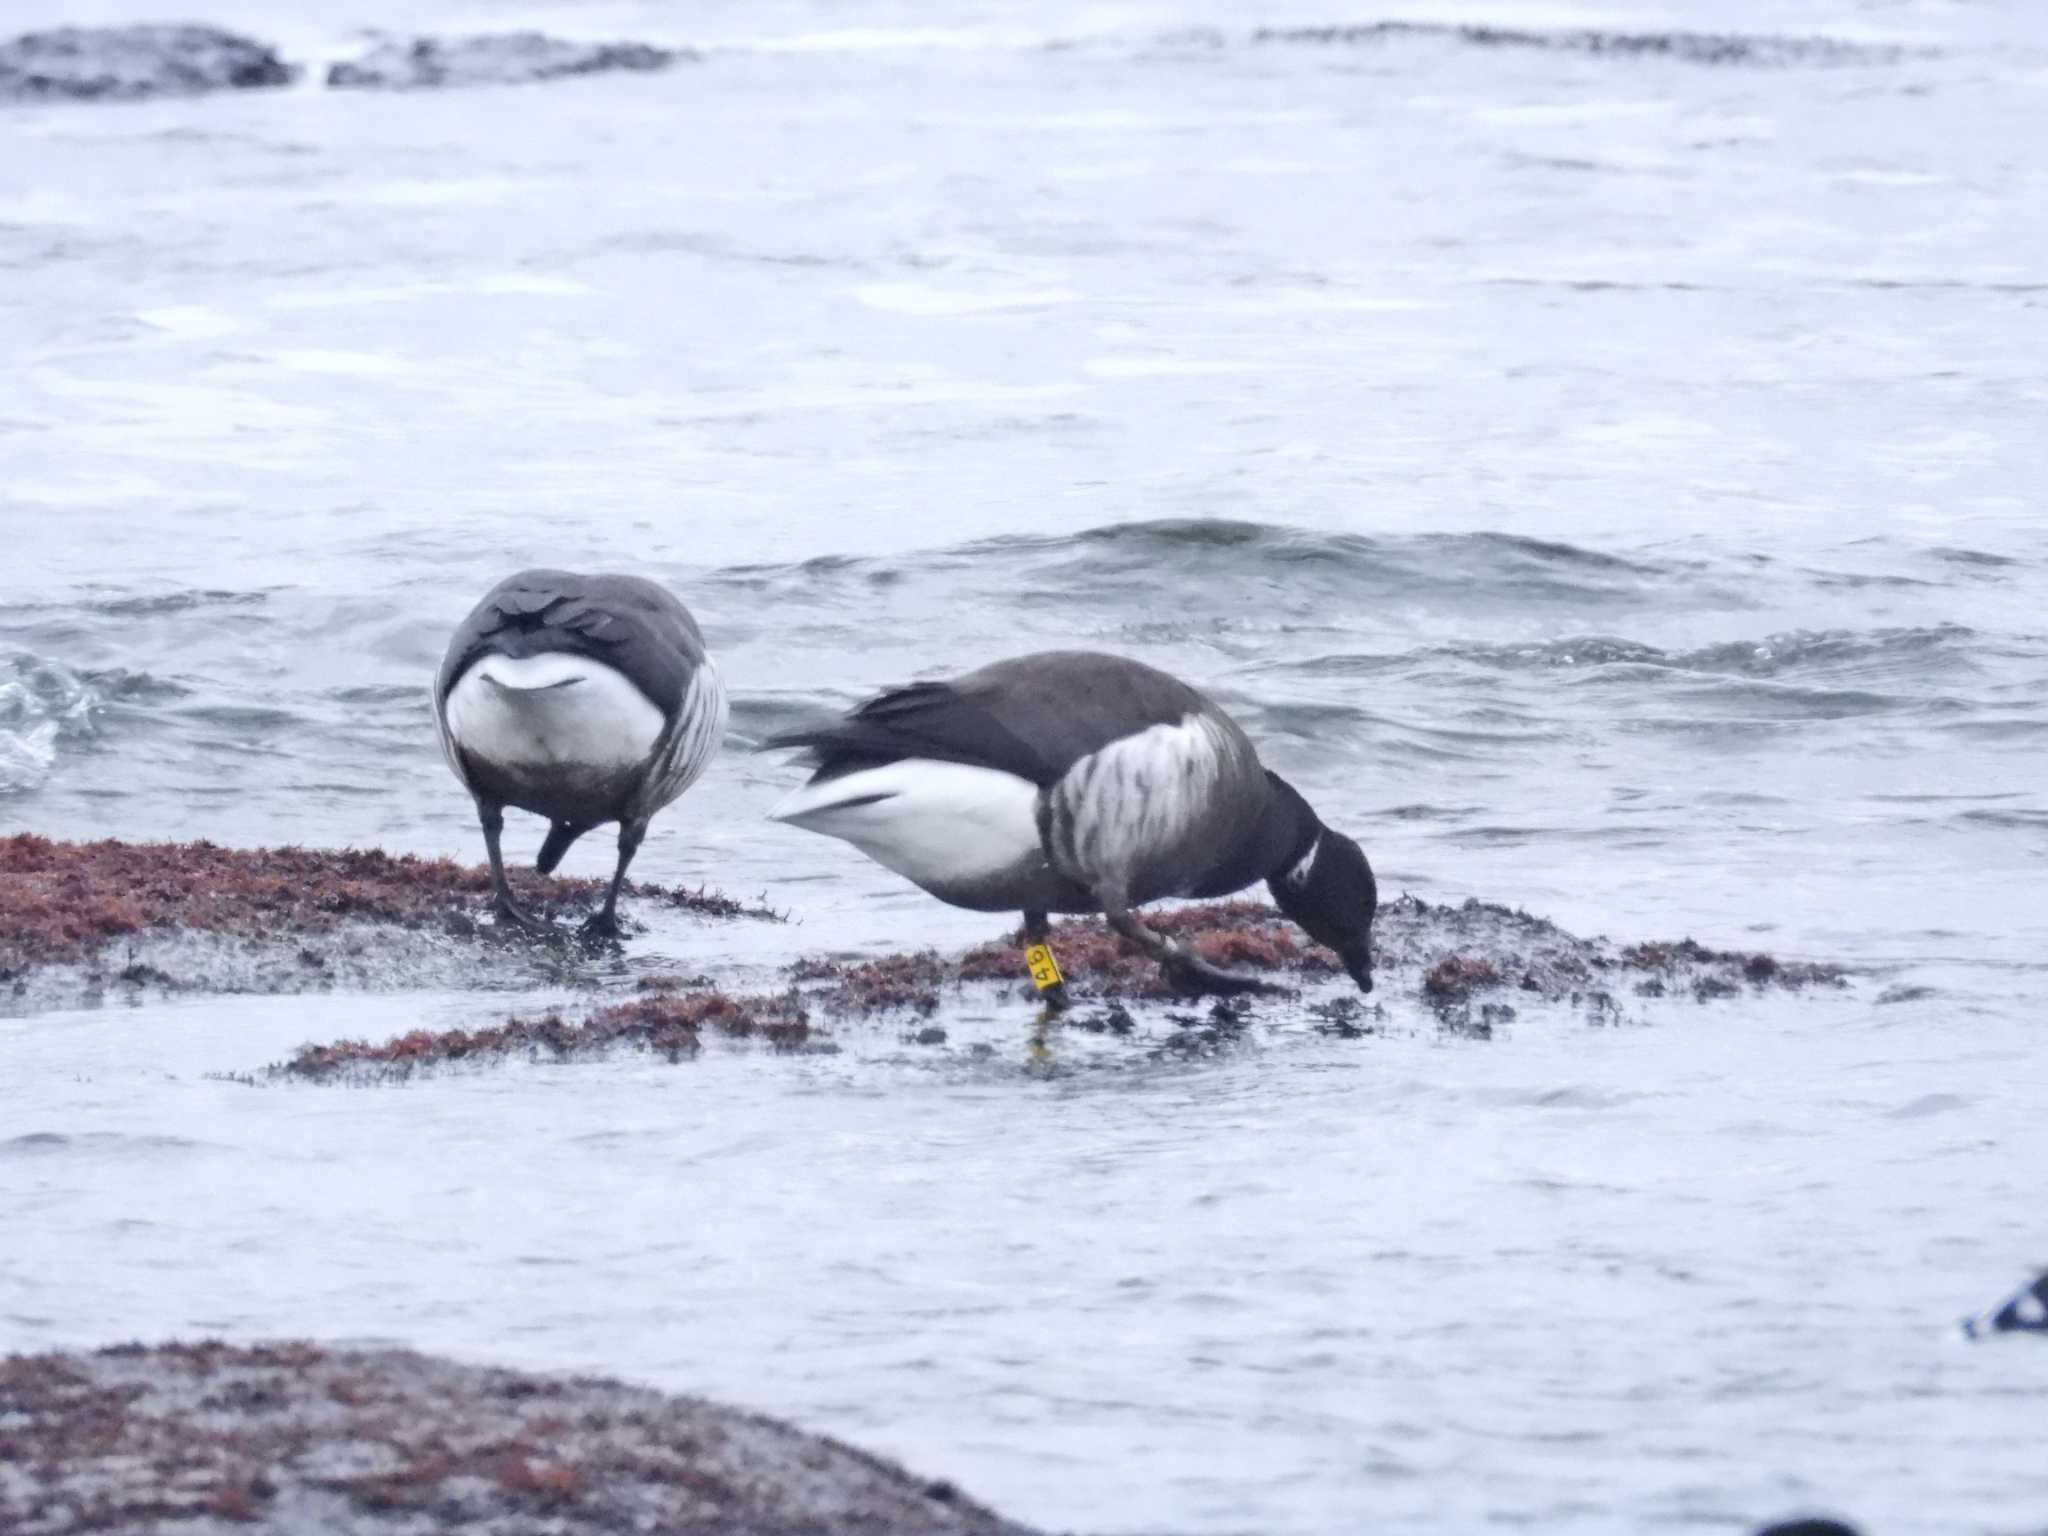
435 570 727 937
767 650 1376 1000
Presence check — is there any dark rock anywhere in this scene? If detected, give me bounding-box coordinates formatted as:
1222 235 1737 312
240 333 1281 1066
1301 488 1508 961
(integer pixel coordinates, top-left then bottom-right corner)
1247 21 1903 67
1309 995 1378 1038
326 33 687 91
0 1340 1041 1535
0 25 294 103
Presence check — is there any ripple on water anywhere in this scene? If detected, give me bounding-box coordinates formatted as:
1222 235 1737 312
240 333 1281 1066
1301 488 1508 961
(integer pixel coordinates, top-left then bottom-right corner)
0 1131 219 1158
706 518 1734 625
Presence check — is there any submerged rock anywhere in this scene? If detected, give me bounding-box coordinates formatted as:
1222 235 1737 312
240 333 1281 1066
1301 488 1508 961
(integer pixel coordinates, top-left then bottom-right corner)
326 33 687 91
1245 21 1904 67
0 25 294 104
0 1340 1039 1535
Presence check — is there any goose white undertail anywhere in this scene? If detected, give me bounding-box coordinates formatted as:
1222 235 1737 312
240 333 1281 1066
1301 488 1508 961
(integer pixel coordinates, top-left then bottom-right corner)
768 757 1042 894
443 652 665 773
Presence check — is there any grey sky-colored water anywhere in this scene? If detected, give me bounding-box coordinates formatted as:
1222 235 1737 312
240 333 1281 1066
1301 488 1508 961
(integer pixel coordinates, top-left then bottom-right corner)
3 2 2047 1531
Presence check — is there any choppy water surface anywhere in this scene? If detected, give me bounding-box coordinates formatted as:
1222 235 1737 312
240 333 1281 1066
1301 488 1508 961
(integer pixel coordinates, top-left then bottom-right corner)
3 1 2047 1530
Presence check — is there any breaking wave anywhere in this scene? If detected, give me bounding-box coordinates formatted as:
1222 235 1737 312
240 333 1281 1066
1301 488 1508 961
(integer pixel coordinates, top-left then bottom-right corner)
0 655 97 794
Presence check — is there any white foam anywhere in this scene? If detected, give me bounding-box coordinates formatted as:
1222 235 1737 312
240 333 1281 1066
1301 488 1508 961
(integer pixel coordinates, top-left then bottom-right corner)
1575 416 1718 445
1215 290 1434 315
363 178 520 208
854 285 1076 317
685 379 1084 417
744 28 1050 54
1045 159 1154 183
136 306 240 340
476 273 592 297
1474 100 1671 127
1083 357 1255 379
8 473 165 507
266 284 444 311
0 719 59 794
270 350 417 378
0 657 95 794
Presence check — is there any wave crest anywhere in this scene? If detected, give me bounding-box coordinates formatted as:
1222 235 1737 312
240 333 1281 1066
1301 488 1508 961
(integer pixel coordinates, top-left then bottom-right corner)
0 655 97 794
708 518 1696 617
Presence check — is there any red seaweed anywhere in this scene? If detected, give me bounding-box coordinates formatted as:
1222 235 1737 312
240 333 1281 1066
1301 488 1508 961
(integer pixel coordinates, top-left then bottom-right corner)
0 1340 1036 1534
1422 955 1504 999
0 833 779 977
279 989 809 1080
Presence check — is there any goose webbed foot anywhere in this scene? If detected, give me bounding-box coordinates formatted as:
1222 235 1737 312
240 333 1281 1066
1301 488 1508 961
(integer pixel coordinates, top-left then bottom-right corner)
492 891 551 933
578 818 646 948
1096 888 1282 1000
479 800 552 935
1159 941 1285 999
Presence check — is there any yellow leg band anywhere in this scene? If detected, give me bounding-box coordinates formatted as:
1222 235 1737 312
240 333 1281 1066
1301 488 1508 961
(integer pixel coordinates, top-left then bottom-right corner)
1024 942 1064 991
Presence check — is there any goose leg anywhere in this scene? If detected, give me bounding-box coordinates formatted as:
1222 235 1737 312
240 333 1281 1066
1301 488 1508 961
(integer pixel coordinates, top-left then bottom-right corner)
1098 886 1281 998
1022 909 1071 1013
582 817 647 941
536 818 593 876
478 800 544 930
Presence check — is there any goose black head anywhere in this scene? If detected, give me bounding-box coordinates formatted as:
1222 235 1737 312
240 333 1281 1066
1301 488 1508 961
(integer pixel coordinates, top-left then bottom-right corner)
1268 826 1378 993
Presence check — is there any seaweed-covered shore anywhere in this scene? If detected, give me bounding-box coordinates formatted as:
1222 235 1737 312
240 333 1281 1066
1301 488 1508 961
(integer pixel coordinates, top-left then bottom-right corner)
1 833 1849 1076
0 1341 1039 1536
271 898 1846 1080
0 834 778 1010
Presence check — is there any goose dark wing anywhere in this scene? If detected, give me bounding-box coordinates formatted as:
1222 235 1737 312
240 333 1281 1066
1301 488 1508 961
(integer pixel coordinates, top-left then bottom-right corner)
765 679 1056 784
435 570 705 719
765 650 1220 787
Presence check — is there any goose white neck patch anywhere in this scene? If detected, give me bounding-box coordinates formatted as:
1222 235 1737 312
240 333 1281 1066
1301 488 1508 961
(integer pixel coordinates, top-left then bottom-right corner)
1284 834 1320 890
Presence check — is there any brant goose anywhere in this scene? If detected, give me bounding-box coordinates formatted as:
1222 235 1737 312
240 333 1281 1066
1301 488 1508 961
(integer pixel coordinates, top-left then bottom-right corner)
435 570 727 937
1962 1267 2048 1339
767 650 1376 1000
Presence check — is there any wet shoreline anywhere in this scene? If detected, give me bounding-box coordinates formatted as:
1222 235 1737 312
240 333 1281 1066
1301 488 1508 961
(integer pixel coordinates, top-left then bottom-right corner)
6 832 1848 1079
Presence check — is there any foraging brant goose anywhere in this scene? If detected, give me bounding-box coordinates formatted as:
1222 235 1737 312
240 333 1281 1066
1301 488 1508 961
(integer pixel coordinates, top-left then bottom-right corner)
434 570 727 937
767 650 1377 999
